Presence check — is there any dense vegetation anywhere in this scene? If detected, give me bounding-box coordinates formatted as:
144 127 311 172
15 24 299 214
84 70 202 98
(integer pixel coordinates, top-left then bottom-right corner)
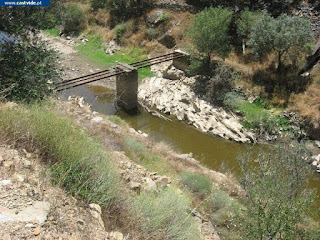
239 143 318 239
0 6 62 102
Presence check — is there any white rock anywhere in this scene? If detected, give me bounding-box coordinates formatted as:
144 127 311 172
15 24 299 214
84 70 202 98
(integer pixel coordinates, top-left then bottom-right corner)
145 177 157 191
0 180 12 186
0 201 50 224
91 117 104 123
89 203 102 215
109 231 124 240
25 223 35 228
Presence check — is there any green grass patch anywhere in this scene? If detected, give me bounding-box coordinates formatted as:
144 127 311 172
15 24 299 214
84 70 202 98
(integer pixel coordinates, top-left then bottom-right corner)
179 171 212 198
206 187 243 239
0 103 119 207
124 136 174 176
107 115 127 127
139 153 175 176
132 188 200 240
45 28 60 36
159 13 172 22
125 136 145 153
75 35 154 80
237 100 265 124
237 100 291 133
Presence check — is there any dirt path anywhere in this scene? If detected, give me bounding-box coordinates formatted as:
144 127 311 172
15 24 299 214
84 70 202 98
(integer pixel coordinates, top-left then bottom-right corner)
42 33 116 89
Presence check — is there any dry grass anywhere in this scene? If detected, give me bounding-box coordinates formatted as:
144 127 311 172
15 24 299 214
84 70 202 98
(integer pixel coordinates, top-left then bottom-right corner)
290 82 320 127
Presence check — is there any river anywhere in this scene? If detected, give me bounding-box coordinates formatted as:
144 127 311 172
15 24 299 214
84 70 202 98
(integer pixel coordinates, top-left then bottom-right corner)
60 84 320 219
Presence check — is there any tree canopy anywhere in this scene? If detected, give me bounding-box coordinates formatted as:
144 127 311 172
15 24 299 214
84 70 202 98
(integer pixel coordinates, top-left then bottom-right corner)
248 13 314 71
239 143 319 239
188 7 233 61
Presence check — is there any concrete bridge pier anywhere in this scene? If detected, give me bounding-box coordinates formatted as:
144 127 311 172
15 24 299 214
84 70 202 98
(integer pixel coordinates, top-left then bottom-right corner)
173 49 190 72
116 63 138 113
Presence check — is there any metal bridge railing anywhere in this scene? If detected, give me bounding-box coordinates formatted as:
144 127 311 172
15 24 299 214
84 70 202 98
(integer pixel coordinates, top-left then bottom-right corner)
55 51 184 91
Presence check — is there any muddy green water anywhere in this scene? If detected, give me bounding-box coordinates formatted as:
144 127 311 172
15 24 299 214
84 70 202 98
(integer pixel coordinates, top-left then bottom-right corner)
61 84 320 218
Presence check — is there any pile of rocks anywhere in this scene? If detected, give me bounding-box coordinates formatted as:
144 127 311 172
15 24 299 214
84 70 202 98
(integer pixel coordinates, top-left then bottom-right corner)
311 141 320 173
138 65 255 143
0 145 125 240
113 151 171 193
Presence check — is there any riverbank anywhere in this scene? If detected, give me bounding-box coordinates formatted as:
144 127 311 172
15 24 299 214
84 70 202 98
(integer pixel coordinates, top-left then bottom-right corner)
139 62 255 143
0 98 250 239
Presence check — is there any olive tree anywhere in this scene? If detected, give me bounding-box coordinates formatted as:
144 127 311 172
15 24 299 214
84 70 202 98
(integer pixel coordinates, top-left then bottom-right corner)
248 13 314 72
236 8 262 55
238 142 318 239
188 6 233 66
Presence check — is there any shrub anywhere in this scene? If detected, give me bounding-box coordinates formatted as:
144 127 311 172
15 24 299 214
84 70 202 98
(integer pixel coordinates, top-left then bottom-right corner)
45 28 60 36
113 23 127 43
125 137 145 153
206 187 242 237
62 4 85 33
238 142 318 239
179 171 212 198
193 62 240 104
223 90 245 110
145 28 159 40
132 188 200 240
0 104 119 207
0 36 60 103
159 13 172 22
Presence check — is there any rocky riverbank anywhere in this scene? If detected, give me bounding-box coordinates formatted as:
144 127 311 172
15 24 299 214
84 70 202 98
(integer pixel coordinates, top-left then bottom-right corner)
138 63 255 143
0 144 123 240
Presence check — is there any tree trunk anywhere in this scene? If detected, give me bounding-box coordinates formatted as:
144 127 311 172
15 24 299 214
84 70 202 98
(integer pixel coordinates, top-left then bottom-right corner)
207 53 211 73
277 52 282 74
242 39 246 55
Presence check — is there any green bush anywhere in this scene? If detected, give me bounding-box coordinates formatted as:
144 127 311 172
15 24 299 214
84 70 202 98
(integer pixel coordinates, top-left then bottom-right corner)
192 62 239 104
179 171 212 198
159 13 172 22
238 143 318 239
223 90 245 110
132 188 200 240
62 4 85 33
206 187 242 238
45 28 60 36
113 23 127 43
0 36 60 103
145 28 159 40
0 104 119 207
125 137 145 153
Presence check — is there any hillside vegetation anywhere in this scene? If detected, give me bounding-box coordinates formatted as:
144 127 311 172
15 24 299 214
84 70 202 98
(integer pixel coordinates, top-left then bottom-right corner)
0 1 320 239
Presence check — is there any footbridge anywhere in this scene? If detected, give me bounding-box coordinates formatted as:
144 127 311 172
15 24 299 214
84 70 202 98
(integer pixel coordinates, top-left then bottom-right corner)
56 50 190 112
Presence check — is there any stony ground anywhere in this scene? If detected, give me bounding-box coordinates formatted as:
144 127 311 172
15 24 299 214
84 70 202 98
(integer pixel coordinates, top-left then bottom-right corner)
41 33 116 89
0 98 229 239
0 144 124 240
139 63 255 143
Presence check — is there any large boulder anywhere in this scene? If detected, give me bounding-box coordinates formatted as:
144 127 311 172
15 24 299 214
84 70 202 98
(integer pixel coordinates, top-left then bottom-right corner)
146 10 164 27
162 65 185 80
105 40 120 55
